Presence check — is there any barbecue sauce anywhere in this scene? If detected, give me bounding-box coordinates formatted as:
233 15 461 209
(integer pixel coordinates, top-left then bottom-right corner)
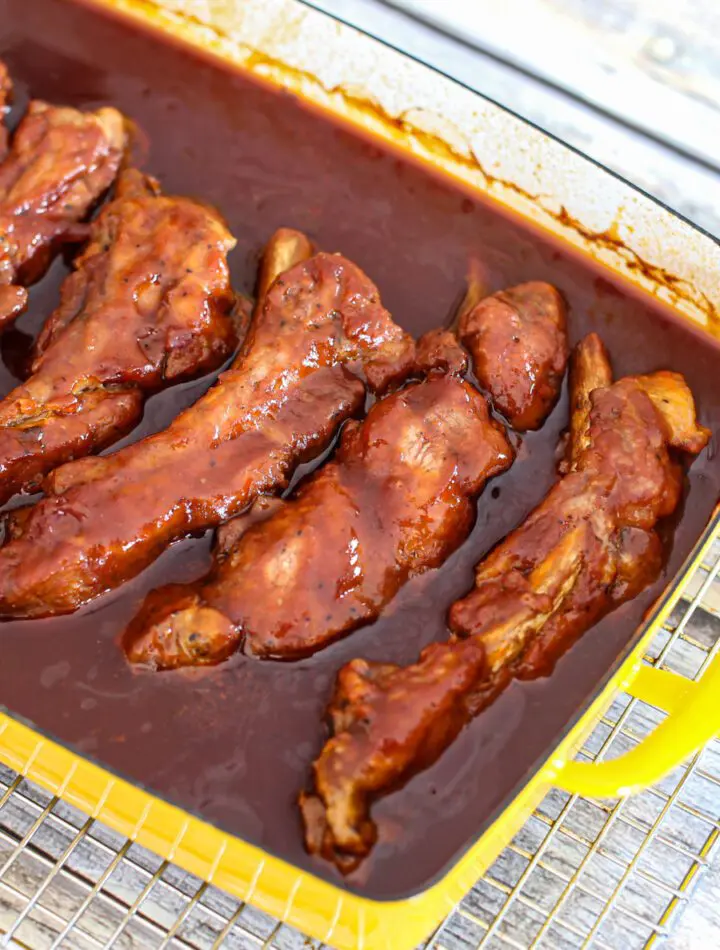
0 0 718 898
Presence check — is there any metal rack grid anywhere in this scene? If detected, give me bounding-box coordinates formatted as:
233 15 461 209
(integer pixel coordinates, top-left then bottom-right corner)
0 540 718 949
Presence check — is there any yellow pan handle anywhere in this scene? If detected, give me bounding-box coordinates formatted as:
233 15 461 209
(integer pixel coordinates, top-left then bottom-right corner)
555 655 720 798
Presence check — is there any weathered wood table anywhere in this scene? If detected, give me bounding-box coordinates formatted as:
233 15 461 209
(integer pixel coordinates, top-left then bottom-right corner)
0 2 718 948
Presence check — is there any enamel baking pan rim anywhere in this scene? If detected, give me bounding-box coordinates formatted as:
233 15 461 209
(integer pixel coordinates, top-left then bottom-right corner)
1 1 719 947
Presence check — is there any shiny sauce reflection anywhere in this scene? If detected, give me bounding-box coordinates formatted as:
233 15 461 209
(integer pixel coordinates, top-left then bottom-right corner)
0 0 719 899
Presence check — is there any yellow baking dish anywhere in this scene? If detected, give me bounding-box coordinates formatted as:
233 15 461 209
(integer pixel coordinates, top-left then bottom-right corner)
1 1 719 947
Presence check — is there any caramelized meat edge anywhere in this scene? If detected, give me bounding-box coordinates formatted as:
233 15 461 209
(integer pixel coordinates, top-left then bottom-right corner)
563 331 612 470
0 232 415 617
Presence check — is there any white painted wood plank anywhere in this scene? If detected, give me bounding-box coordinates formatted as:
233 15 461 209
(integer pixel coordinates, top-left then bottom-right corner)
309 0 720 236
384 0 720 169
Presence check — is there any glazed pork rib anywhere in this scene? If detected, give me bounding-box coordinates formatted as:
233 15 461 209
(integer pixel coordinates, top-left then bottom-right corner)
0 231 415 617
459 281 568 430
448 368 709 683
0 68 127 328
123 276 571 668
300 334 710 869
0 168 238 505
124 374 512 668
417 279 568 429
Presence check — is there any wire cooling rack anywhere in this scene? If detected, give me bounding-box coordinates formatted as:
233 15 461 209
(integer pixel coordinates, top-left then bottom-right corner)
0 539 718 949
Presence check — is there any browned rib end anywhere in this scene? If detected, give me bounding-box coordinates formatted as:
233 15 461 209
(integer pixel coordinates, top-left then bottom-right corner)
566 332 613 470
256 228 314 301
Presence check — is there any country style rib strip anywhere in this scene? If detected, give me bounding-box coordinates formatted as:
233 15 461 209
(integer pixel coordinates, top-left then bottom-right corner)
0 168 238 505
459 281 568 430
300 333 710 870
0 230 415 617
0 63 127 328
124 374 512 668
123 276 569 668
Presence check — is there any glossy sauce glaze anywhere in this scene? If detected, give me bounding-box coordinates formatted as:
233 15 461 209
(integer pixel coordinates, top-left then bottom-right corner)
0 0 719 899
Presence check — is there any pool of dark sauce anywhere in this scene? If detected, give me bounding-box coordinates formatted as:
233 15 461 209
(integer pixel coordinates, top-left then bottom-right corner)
1 0 719 900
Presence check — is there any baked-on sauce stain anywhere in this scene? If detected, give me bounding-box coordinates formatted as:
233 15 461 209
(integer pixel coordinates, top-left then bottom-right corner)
0 0 719 899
